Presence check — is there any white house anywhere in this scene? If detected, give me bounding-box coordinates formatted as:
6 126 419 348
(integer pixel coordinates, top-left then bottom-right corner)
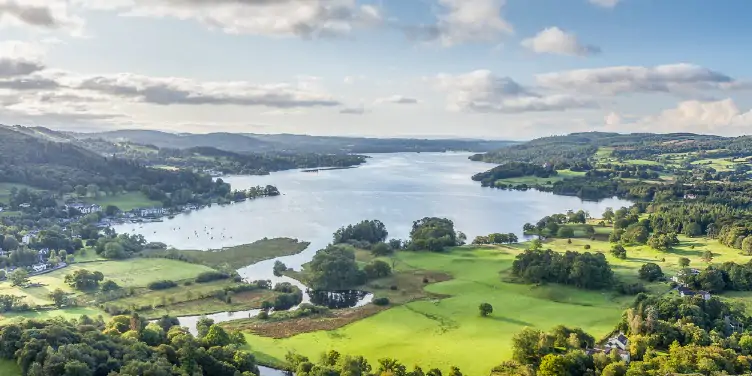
586 333 630 363
19 203 31 209
677 286 711 300
67 203 102 214
140 207 167 217
21 233 35 245
672 268 701 285
31 264 47 273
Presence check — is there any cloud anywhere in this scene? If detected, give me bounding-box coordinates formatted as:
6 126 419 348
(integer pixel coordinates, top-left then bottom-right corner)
588 0 620 8
607 99 752 134
69 73 341 108
339 106 366 114
521 27 600 56
403 0 512 46
433 70 595 113
374 95 419 105
0 42 47 78
604 111 621 126
537 64 742 96
0 0 83 34
75 0 381 38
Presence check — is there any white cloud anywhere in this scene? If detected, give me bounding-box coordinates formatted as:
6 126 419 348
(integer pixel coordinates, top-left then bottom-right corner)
604 111 621 126
0 41 47 78
75 0 382 38
403 0 512 46
607 99 752 134
537 64 741 96
521 27 600 56
339 106 366 115
374 95 419 105
0 0 83 35
588 0 621 8
433 70 595 113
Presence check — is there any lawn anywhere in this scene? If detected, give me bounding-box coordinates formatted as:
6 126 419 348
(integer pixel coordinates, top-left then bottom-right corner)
623 159 661 166
43 258 215 288
0 359 20 376
83 192 162 211
0 307 107 326
690 158 739 172
493 169 586 187
148 238 310 270
243 246 629 375
0 183 40 204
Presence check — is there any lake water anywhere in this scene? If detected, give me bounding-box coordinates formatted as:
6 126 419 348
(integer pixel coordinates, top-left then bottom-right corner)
115 152 629 276
125 152 631 375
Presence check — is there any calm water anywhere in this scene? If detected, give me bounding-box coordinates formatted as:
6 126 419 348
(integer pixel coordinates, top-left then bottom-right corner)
115 152 630 283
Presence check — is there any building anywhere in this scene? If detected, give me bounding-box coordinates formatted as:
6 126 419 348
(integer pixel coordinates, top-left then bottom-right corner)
586 333 631 363
66 203 102 214
31 264 47 273
677 286 711 300
19 203 31 209
140 207 167 217
21 232 37 245
683 194 698 200
672 268 701 285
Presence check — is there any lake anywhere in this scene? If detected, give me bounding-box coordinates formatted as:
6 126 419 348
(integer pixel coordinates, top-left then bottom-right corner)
115 152 631 284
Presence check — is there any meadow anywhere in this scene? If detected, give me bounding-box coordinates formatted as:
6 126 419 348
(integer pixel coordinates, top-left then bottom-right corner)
83 191 162 211
0 358 21 376
148 238 310 270
243 228 752 374
493 169 586 187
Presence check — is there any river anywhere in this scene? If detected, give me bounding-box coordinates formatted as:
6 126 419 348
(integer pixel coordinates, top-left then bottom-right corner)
116 152 630 372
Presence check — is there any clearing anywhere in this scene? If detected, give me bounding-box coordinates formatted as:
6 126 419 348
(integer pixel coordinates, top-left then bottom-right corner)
83 192 162 211
493 169 586 187
0 358 21 376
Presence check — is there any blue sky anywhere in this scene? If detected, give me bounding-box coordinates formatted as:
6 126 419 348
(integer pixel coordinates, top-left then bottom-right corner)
0 0 751 139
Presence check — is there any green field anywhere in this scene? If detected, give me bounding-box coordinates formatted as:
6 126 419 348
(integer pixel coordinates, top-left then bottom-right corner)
243 227 752 375
0 183 40 204
494 169 586 187
690 158 741 172
165 238 310 270
0 359 21 376
83 192 162 211
244 246 629 375
0 307 107 325
45 259 215 288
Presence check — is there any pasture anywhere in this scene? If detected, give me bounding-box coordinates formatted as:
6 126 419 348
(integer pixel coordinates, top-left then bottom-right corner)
244 246 629 375
83 192 162 211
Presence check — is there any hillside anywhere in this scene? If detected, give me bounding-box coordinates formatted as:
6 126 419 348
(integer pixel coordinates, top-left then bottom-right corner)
75 130 515 154
0 125 226 205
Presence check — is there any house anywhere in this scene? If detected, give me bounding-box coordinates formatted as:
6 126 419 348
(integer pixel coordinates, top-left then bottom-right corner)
605 333 629 351
21 232 36 245
66 203 102 214
725 315 743 333
677 286 711 300
31 264 47 273
683 194 698 200
672 268 701 285
38 248 50 263
140 207 167 217
19 203 31 209
586 333 631 363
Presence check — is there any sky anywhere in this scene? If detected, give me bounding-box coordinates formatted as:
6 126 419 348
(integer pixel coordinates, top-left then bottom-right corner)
1 0 751 140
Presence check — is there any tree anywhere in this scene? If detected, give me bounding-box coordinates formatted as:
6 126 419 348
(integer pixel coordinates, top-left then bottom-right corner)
409 217 459 252
308 245 365 290
512 327 546 365
678 257 691 268
537 354 566 376
371 242 392 256
610 244 627 259
702 250 713 263
86 184 99 198
9 269 29 286
602 208 614 223
2 236 19 251
742 237 752 255
621 225 649 244
638 263 663 282
103 242 126 259
683 222 703 237
64 269 104 290
101 280 120 292
556 227 575 238
272 261 287 277
363 260 392 280
529 239 543 251
104 205 119 217
74 185 87 197
479 302 493 317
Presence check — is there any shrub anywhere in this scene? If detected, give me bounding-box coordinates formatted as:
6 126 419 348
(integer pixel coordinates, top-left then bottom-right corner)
479 302 493 317
390 285 398 291
183 281 193 286
373 297 390 306
258 311 269 320
147 280 178 290
195 271 230 283
584 244 591 250
422 277 429 284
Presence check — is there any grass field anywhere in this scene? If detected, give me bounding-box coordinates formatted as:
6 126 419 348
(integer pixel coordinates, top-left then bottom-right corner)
83 192 162 211
0 359 20 376
43 258 216 288
493 169 586 187
244 246 629 375
0 183 40 204
0 307 107 325
243 226 752 374
153 238 310 270
690 158 740 172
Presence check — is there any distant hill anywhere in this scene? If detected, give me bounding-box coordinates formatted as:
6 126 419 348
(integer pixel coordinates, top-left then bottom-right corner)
471 131 729 165
73 130 516 154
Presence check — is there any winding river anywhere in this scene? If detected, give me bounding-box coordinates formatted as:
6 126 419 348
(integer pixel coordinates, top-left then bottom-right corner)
117 152 630 373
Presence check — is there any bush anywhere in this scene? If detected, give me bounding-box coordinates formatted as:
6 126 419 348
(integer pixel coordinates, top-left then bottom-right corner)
373 297 390 306
422 277 429 284
147 280 177 290
390 285 398 291
195 271 230 283
584 244 591 250
183 281 193 286
258 310 269 320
